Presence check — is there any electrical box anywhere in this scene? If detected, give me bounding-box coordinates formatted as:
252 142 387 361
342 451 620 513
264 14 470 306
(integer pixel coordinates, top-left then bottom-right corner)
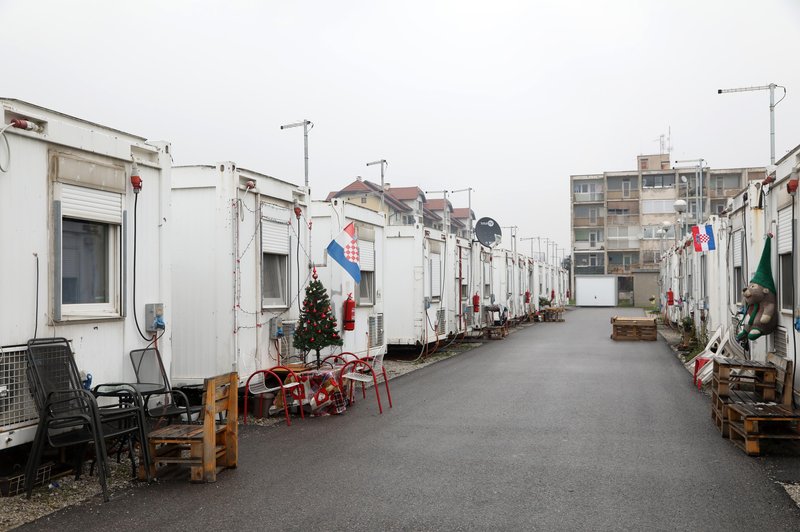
269 316 284 339
145 303 165 332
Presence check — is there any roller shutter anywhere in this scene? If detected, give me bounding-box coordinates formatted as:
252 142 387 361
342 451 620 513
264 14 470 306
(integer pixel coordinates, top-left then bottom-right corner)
778 207 792 254
61 184 122 224
261 203 290 254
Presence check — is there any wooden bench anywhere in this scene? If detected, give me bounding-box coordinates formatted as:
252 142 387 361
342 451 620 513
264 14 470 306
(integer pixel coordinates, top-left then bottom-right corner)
725 354 800 456
147 372 238 482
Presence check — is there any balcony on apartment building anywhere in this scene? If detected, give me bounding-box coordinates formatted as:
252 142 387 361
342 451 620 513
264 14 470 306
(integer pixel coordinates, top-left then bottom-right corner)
572 209 605 227
575 264 605 275
605 188 640 200
573 239 604 251
607 251 639 274
573 191 605 203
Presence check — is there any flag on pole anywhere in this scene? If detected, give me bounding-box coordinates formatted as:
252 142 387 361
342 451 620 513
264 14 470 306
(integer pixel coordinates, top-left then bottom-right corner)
327 222 361 283
692 224 716 252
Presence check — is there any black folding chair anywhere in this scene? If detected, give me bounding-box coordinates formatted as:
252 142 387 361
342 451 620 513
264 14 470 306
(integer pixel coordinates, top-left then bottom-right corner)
25 338 150 501
129 347 201 424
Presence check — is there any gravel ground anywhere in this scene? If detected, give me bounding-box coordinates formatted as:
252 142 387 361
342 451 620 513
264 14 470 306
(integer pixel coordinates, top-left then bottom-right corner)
0 334 490 531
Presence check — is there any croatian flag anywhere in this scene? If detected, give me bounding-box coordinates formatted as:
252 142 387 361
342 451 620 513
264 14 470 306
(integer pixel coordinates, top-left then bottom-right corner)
692 224 716 252
327 222 361 283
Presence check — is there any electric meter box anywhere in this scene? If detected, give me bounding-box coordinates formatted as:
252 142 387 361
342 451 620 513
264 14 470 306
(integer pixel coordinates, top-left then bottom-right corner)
269 316 284 339
145 303 165 332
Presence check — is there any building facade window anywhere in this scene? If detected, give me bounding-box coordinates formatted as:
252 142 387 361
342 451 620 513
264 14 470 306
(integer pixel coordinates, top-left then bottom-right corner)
262 253 288 306
54 156 125 321
357 239 376 306
261 203 291 308
642 174 675 188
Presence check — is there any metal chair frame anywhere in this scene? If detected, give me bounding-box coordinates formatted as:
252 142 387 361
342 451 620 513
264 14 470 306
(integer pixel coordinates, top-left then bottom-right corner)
25 337 150 501
243 366 306 426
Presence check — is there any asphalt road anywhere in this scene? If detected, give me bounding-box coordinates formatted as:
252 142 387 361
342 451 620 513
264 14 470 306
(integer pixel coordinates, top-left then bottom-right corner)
23 308 800 531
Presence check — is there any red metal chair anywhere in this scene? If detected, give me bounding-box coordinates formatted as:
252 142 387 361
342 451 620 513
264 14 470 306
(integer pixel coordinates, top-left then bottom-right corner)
339 351 392 414
244 366 306 426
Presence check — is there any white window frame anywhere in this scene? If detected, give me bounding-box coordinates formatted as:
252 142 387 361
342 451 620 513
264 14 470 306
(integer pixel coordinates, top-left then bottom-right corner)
261 203 291 308
262 252 288 308
357 270 375 306
51 151 127 321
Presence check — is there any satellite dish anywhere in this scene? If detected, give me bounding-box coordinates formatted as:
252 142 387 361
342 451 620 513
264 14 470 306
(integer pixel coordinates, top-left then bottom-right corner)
475 217 502 248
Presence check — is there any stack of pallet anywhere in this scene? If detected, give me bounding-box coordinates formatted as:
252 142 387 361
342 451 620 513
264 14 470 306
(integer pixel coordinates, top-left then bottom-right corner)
610 316 657 341
710 357 777 437
711 354 800 456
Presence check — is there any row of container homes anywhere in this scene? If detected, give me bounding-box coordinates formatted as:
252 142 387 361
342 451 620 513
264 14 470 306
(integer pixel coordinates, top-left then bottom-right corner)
660 142 800 401
0 99 567 449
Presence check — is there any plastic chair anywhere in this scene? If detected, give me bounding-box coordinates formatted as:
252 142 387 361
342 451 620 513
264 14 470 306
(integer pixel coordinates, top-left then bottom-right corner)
340 351 393 414
25 338 150 501
243 366 306 426
130 347 201 424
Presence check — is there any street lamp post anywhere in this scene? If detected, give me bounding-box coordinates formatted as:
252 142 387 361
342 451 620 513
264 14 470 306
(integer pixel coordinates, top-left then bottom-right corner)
676 158 705 224
280 120 313 188
366 159 388 213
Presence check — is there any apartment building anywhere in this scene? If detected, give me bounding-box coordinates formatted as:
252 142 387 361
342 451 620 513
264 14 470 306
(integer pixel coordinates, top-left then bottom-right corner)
570 153 765 305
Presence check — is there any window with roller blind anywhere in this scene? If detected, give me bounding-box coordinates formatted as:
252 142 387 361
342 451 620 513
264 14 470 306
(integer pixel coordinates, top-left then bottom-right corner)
778 207 793 312
52 152 126 320
261 203 291 308
356 238 375 306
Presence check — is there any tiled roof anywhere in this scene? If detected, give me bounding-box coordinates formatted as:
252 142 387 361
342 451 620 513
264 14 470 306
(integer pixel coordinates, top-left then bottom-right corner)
452 207 474 220
327 179 410 212
387 186 425 201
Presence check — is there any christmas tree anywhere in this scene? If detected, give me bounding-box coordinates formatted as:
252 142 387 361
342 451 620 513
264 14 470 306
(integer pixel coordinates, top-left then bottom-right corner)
293 268 343 367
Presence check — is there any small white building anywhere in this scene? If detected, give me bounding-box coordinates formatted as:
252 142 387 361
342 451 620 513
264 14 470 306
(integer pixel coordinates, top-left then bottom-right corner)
0 99 172 449
170 163 307 387
310 199 386 358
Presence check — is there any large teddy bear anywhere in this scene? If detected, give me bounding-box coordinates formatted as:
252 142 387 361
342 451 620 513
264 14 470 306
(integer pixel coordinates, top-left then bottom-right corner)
737 282 778 341
736 237 779 342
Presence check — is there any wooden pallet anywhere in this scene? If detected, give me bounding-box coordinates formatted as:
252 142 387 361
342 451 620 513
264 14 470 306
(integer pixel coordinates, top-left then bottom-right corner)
711 389 758 438
610 316 657 341
728 403 800 456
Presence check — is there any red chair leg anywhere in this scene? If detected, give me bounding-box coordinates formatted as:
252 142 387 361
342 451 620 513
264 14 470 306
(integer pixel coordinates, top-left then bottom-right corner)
382 368 393 409
371 374 383 414
362 382 366 399
280 389 292 427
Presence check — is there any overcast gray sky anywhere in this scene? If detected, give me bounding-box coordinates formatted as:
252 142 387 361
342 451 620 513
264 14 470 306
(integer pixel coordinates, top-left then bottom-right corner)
2 0 799 251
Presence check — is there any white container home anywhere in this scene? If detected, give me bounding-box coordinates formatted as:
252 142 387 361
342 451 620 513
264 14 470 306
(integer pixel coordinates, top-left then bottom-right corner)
447 233 475 335
0 99 172 449
170 163 307 387
310 199 386 358
384 224 450 347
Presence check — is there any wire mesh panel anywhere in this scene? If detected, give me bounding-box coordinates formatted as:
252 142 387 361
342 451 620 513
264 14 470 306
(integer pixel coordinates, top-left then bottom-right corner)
0 345 39 429
437 308 446 335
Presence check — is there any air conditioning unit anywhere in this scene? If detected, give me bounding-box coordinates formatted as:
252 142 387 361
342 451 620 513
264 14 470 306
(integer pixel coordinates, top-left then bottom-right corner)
368 314 385 347
436 308 446 335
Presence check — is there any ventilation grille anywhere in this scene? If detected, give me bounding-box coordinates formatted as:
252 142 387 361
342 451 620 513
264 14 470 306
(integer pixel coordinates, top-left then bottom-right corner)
437 308 446 335
282 322 298 358
774 326 788 358
0 345 38 430
368 314 385 347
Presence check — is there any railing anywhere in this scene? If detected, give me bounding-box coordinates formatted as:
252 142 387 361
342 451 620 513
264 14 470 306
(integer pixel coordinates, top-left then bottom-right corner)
608 263 640 274
573 241 604 251
606 189 640 200
606 239 639 250
574 265 605 275
573 216 605 227
573 192 605 203
708 187 742 199
606 214 639 226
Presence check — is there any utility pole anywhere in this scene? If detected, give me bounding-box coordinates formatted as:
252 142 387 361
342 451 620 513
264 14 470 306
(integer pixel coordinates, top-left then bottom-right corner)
718 83 786 165
451 187 474 240
366 159 388 213
281 120 313 188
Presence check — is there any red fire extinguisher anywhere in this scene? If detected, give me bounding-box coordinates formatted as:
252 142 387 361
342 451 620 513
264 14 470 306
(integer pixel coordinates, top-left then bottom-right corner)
525 290 531 304
666 289 674 306
343 294 356 331
472 293 480 313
